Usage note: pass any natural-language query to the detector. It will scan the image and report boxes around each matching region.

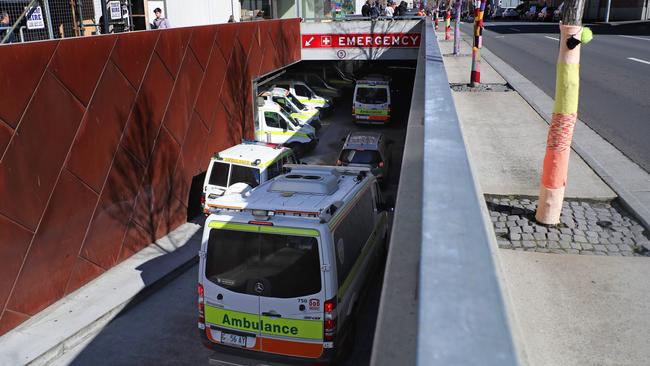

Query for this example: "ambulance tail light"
[323,297,337,341]
[378,161,384,168]
[200,193,205,205]
[336,160,342,166]
[198,283,205,326]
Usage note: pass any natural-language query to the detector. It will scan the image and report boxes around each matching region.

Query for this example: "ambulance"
[197,165,390,363]
[352,76,392,124]
[255,98,318,157]
[259,88,321,131]
[201,142,299,214]
[273,80,333,115]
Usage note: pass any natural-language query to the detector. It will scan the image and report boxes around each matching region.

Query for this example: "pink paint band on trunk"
[558,24,582,64]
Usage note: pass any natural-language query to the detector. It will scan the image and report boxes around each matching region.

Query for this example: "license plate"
[221,332,247,347]
[356,115,369,119]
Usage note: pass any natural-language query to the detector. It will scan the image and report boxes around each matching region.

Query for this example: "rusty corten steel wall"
[0,19,301,335]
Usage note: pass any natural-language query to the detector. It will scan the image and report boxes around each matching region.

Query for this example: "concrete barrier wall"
[0,19,301,335]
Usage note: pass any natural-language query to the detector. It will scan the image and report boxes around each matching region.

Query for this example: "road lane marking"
[627,57,650,65]
[495,35,505,38]
[508,27,521,32]
[620,35,650,42]
[544,36,559,41]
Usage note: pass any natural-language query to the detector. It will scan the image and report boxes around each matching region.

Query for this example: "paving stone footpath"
[487,196,650,256]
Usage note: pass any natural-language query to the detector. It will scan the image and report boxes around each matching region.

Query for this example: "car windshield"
[277,110,299,128]
[340,149,382,165]
[208,161,230,187]
[287,93,306,110]
[356,87,388,104]
[205,229,321,298]
[229,165,260,188]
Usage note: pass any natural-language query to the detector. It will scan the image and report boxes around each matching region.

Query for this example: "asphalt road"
[460,21,650,173]
[54,62,414,366]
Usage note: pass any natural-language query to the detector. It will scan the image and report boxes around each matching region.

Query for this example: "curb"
[473,36,650,233]
[0,221,203,366]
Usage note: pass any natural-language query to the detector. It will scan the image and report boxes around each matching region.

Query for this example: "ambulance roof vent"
[269,169,340,195]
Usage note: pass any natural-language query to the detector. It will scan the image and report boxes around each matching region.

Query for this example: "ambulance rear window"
[208,162,229,187]
[206,230,321,298]
[356,87,388,104]
[230,165,260,188]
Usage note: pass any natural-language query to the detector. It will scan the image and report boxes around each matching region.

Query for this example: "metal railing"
[0,0,134,44]
[371,17,519,366]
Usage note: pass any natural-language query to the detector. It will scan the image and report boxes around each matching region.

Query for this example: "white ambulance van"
[256,98,318,157]
[352,76,392,124]
[201,142,298,214]
[259,88,321,131]
[197,165,390,363]
[274,80,333,115]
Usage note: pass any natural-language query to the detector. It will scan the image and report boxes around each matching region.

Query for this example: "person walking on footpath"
[362,0,371,16]
[151,8,170,29]
[1,12,16,43]
[369,1,380,18]
[385,1,395,17]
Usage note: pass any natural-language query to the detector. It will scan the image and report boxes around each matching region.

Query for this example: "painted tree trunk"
[470,0,487,86]
[453,0,462,55]
[536,0,586,224]
[444,11,451,40]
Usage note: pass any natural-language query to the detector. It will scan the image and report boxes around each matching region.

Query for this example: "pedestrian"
[369,1,380,18]
[228,15,235,22]
[256,10,265,19]
[151,8,170,29]
[0,11,15,43]
[385,1,395,17]
[362,0,371,17]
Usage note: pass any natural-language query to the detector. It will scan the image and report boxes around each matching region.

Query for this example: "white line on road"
[627,57,650,65]
[544,36,559,41]
[508,27,521,32]
[620,35,650,42]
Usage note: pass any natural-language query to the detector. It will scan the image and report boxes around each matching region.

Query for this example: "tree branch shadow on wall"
[104,92,186,260]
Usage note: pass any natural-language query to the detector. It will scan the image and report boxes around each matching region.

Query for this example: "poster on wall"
[109,1,122,20]
[27,6,45,29]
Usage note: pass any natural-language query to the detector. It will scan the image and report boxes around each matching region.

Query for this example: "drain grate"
[450,83,514,92]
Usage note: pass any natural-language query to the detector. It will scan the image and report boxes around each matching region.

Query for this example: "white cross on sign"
[321,36,332,46]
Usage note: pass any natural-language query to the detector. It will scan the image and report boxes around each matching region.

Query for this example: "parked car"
[337,131,391,183]
[537,7,555,21]
[553,2,563,21]
[523,5,538,20]
[502,7,518,18]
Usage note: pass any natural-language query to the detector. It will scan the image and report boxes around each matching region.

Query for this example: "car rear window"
[340,149,381,165]
[208,162,230,187]
[229,165,260,188]
[355,86,388,104]
[205,229,321,298]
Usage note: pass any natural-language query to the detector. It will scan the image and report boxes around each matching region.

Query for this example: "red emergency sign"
[302,33,421,48]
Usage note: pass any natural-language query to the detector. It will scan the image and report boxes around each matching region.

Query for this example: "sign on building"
[109,1,122,20]
[302,33,421,48]
[27,6,45,30]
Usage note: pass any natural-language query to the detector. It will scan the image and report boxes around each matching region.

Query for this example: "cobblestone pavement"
[486,196,650,256]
